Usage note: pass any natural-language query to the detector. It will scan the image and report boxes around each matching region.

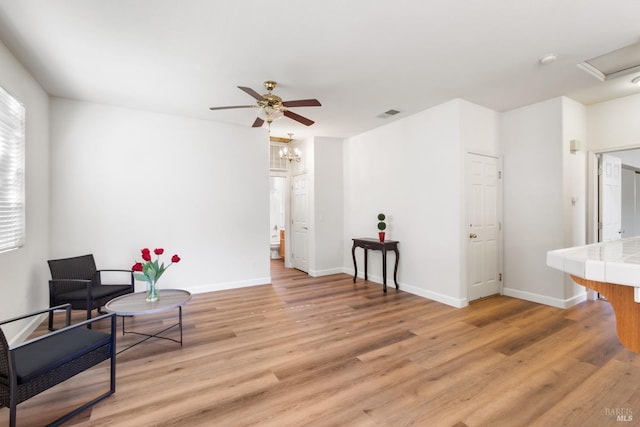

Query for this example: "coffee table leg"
[116,307,184,354]
[179,306,183,347]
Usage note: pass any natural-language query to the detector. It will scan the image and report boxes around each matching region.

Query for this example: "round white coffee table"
[105,289,191,353]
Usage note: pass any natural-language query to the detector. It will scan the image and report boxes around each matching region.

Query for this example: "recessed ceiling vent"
[377,109,401,119]
[578,41,640,81]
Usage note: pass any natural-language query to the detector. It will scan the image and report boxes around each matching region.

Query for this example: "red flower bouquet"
[132,247,181,302]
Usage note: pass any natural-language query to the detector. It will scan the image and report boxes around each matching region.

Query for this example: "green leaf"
[133,272,149,282]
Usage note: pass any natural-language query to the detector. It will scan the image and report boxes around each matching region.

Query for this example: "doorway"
[269,174,289,271]
[598,153,623,242]
[592,148,640,243]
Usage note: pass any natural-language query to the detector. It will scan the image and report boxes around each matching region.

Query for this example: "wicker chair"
[48,254,134,330]
[0,304,116,427]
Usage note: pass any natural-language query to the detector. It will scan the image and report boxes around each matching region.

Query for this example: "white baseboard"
[502,287,587,308]
[344,267,467,308]
[185,276,272,294]
[401,282,468,308]
[309,267,344,277]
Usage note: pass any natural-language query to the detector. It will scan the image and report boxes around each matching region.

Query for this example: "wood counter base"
[571,275,640,353]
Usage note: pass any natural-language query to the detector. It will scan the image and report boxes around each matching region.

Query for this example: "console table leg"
[382,249,387,293]
[364,249,368,281]
[393,248,399,289]
[352,243,357,283]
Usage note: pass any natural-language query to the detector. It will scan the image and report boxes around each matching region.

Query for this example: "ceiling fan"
[209,80,321,128]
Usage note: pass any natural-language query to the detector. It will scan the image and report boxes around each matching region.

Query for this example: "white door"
[467,153,500,301]
[292,174,309,272]
[599,154,623,242]
[621,167,635,238]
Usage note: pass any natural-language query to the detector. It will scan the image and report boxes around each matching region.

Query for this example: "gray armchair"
[0,304,116,427]
[48,254,134,330]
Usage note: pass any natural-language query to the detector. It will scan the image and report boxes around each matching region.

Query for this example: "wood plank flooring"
[3,259,640,426]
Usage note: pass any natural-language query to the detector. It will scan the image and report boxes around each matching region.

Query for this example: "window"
[0,85,25,253]
[270,142,288,171]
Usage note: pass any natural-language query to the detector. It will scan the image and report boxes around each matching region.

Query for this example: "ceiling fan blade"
[284,110,315,126]
[252,117,265,128]
[209,105,255,111]
[238,86,265,101]
[282,99,322,108]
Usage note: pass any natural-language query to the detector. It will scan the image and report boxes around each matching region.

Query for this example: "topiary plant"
[377,213,386,231]
[377,213,387,242]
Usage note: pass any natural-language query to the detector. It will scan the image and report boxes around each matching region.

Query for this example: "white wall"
[0,40,50,340]
[284,136,344,276]
[311,137,344,276]
[561,97,587,301]
[49,98,271,293]
[502,98,564,303]
[587,94,640,151]
[502,97,587,307]
[343,99,498,307]
[459,99,501,156]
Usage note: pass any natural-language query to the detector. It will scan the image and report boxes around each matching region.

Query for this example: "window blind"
[0,86,25,253]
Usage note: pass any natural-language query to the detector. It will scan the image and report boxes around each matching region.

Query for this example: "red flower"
[132,247,181,286]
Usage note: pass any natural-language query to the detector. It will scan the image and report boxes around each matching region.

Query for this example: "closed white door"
[599,154,623,242]
[467,153,500,301]
[292,173,309,272]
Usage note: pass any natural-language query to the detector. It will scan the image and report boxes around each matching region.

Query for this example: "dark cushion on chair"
[13,328,111,383]
[58,284,132,301]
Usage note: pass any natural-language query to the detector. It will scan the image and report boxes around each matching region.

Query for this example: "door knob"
[469,233,478,239]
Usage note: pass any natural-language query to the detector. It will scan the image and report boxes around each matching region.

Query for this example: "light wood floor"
[3,260,640,426]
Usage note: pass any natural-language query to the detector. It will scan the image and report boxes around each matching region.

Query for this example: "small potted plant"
[377,213,387,242]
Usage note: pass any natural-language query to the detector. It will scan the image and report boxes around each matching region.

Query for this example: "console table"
[352,238,399,292]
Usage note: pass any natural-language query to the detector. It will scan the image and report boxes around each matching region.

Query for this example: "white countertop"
[547,237,640,302]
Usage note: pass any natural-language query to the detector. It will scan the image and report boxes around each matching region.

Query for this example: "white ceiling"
[1,0,640,139]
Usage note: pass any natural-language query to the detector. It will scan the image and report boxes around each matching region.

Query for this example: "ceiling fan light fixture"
[258,107,284,123]
[209,80,320,127]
